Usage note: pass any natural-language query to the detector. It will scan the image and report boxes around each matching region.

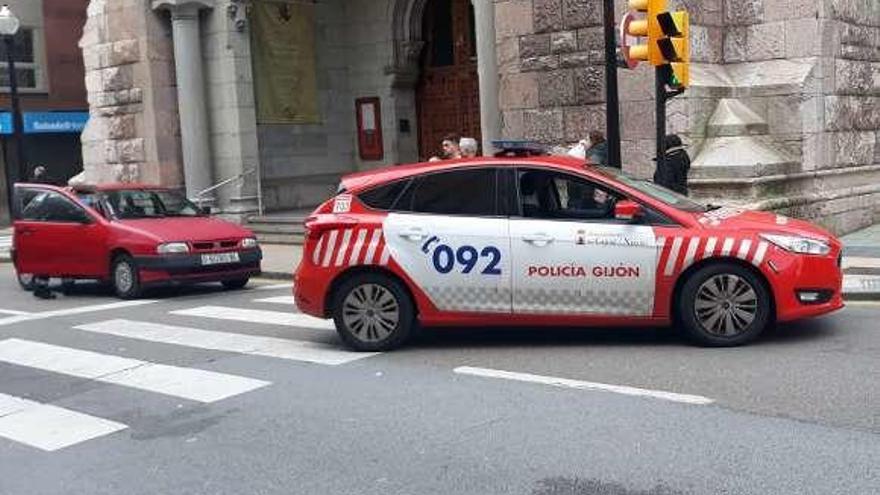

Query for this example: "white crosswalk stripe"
[253,296,297,305]
[170,306,336,330]
[0,339,269,403]
[75,319,377,365]
[0,392,127,451]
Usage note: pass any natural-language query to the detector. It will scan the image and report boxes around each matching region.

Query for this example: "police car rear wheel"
[679,263,771,347]
[332,273,414,352]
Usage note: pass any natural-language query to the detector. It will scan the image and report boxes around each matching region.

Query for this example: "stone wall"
[79,0,182,186]
[495,0,723,178]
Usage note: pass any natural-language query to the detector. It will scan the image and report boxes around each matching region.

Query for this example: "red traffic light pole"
[603,0,622,169]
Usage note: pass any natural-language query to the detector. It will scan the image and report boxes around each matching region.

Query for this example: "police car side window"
[407,169,497,216]
[518,170,619,221]
[358,180,410,211]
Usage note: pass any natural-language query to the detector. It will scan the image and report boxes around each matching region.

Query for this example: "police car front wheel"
[678,263,772,347]
[331,273,415,352]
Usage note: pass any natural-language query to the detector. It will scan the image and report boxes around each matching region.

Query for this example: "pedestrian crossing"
[0,234,11,258]
[0,293,374,452]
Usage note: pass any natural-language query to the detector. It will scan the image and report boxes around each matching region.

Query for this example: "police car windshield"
[595,166,708,213]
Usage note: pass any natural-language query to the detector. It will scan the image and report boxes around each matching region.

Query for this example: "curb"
[257,270,291,281]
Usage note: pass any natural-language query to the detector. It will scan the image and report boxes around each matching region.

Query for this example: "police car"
[294,147,843,351]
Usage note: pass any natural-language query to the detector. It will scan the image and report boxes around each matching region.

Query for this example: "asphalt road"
[0,264,877,495]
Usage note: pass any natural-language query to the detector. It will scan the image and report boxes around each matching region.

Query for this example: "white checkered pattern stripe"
[515,288,654,316]
[424,286,512,313]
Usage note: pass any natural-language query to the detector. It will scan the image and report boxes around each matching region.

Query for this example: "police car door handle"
[399,227,427,241]
[523,233,554,246]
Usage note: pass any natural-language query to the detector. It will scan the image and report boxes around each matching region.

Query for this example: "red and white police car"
[294,152,843,351]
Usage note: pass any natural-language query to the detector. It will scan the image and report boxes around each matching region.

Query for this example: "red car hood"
[116,217,254,243]
[692,208,837,242]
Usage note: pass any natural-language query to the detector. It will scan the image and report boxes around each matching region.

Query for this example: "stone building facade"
[78,0,879,233]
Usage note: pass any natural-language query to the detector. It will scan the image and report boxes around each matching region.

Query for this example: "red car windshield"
[103,190,202,219]
[594,166,709,213]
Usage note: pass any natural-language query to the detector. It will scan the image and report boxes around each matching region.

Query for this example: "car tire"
[111,254,142,299]
[331,272,415,352]
[16,271,35,292]
[678,262,772,347]
[222,278,249,290]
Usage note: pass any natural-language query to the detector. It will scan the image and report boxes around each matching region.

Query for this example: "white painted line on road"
[253,282,294,291]
[0,392,127,451]
[0,300,159,327]
[0,309,30,316]
[75,319,376,365]
[254,296,297,305]
[170,306,335,330]
[454,366,715,406]
[0,339,269,403]
[842,257,880,269]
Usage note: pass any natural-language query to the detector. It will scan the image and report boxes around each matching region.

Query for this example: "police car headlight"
[157,242,190,254]
[240,237,258,249]
[760,234,830,256]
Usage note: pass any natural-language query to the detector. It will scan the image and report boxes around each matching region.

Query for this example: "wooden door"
[416,0,481,160]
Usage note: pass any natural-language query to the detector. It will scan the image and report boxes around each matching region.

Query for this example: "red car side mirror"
[614,200,643,222]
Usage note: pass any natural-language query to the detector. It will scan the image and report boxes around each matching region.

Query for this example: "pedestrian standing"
[654,134,691,195]
[440,134,462,159]
[584,131,608,166]
[459,137,479,158]
[29,165,51,184]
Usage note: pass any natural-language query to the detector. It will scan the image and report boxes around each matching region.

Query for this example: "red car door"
[13,186,107,278]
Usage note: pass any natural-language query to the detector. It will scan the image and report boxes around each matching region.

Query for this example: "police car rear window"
[358,180,410,210]
[405,169,497,216]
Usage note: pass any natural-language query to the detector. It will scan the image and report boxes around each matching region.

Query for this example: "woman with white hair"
[459,137,479,158]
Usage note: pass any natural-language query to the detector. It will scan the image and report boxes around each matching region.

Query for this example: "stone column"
[472,0,500,155]
[152,0,214,202]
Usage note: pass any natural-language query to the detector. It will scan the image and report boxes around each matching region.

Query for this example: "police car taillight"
[304,215,358,241]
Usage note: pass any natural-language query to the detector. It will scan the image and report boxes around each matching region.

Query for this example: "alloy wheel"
[694,274,758,337]
[341,283,400,343]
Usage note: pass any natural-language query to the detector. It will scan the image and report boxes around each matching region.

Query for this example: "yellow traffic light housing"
[656,11,689,88]
[624,0,667,64]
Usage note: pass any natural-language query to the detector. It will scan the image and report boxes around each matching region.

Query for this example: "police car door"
[382,167,512,314]
[510,168,658,316]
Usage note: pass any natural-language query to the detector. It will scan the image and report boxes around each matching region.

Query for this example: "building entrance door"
[416,0,481,160]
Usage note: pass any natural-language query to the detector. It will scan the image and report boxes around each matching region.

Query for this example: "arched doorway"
[416,0,481,160]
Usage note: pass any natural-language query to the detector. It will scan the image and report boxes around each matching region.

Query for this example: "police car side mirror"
[614,200,643,222]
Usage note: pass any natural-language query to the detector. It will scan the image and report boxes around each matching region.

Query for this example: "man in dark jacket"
[654,134,691,195]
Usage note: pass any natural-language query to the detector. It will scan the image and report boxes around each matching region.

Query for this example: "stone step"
[247,222,306,235]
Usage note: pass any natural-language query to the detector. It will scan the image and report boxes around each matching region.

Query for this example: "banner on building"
[251,0,320,124]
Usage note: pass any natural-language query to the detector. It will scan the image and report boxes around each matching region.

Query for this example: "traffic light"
[622,0,667,66]
[657,11,689,89]
[622,0,690,89]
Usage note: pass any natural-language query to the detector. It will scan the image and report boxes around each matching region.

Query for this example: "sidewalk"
[840,223,880,300]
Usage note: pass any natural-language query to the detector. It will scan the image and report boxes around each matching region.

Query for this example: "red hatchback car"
[294,155,844,351]
[12,183,262,298]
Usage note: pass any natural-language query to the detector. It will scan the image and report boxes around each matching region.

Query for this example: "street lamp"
[0,4,25,184]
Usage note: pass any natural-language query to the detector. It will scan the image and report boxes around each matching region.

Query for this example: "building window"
[0,28,39,90]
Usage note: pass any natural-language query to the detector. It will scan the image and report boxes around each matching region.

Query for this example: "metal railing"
[191,167,263,216]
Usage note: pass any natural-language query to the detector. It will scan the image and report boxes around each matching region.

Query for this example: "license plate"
[201,252,240,265]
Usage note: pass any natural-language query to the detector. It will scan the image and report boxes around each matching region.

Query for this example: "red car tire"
[678,262,772,347]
